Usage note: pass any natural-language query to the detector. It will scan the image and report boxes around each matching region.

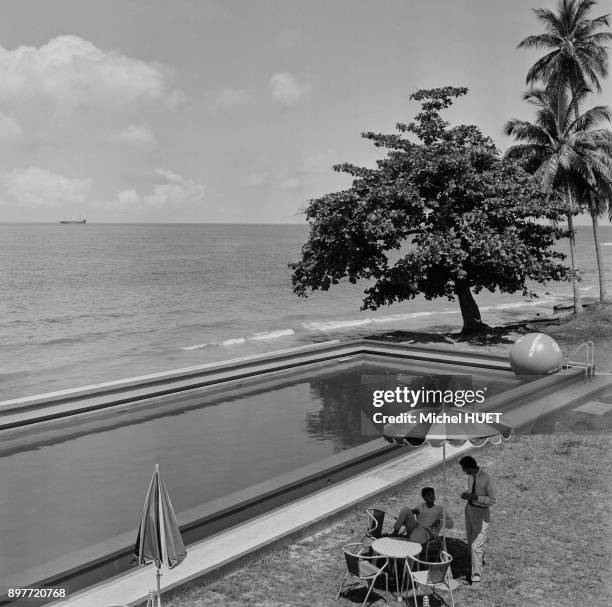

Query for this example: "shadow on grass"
[339,572,451,606]
[419,537,472,580]
[341,538,472,606]
[339,585,389,606]
[362,322,540,348]
[345,303,612,373]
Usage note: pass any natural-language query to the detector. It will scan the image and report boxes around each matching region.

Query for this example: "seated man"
[391,486,454,544]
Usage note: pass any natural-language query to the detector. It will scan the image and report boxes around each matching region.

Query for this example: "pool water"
[0,359,521,580]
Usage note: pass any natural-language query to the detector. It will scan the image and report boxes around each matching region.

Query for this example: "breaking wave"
[181,328,295,350]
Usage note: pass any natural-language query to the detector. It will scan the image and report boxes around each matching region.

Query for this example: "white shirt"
[414,502,454,529]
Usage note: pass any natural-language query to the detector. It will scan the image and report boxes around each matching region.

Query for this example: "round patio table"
[371,537,421,602]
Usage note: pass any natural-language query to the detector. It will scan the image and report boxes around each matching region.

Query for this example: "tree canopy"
[505,86,612,194]
[291,87,570,333]
[518,0,612,95]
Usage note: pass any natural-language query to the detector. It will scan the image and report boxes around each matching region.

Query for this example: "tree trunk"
[566,209,582,314]
[569,72,581,124]
[568,80,584,314]
[455,280,487,333]
[571,86,580,125]
[591,209,608,304]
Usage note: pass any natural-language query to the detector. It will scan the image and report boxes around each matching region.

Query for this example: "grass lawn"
[545,305,612,371]
[166,431,612,606]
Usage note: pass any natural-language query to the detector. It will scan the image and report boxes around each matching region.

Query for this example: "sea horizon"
[2,218,611,225]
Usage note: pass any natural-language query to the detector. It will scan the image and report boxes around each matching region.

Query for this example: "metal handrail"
[562,340,595,378]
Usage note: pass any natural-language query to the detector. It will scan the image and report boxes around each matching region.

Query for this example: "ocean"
[1,222,611,400]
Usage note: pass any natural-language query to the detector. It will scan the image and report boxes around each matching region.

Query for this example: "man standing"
[459,455,495,587]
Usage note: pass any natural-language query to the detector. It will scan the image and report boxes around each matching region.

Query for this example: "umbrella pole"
[442,441,447,553]
[157,568,161,607]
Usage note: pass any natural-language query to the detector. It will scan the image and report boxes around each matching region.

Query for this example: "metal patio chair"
[404,550,459,607]
[336,542,390,607]
[361,508,397,542]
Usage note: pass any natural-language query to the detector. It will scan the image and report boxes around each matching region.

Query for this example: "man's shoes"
[469,574,482,590]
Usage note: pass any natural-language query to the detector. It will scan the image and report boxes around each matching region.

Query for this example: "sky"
[0,0,610,223]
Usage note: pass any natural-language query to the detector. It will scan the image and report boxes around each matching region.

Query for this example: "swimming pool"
[0,340,591,596]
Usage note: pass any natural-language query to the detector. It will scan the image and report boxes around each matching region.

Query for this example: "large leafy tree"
[518,0,612,117]
[504,85,612,306]
[291,87,569,334]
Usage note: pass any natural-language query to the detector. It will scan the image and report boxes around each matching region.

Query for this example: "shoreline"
[3,293,609,402]
[356,299,612,373]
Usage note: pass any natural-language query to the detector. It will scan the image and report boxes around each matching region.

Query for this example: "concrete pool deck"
[46,372,612,607]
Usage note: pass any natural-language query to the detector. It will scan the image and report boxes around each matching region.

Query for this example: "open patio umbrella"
[134,464,187,607]
[382,405,513,549]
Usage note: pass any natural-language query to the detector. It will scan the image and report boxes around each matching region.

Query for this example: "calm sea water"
[1,222,611,400]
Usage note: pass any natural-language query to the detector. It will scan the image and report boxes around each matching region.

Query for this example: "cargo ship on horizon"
[59,216,87,224]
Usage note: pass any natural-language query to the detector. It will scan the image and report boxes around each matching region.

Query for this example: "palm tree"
[518,0,612,310]
[518,0,612,119]
[579,164,612,302]
[504,85,612,311]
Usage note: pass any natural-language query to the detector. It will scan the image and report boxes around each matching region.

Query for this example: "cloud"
[0,166,91,208]
[0,112,23,142]
[110,124,157,145]
[100,169,206,209]
[208,87,253,111]
[269,72,310,106]
[113,189,141,208]
[0,35,179,111]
